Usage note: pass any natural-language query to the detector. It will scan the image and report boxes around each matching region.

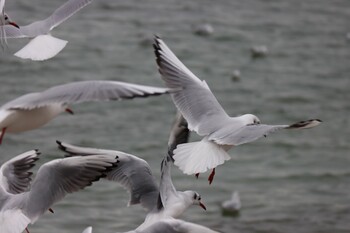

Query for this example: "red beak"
[199,202,207,211]
[9,21,20,29]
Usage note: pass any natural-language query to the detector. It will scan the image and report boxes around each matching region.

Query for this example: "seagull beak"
[65,108,74,115]
[199,202,207,211]
[9,21,20,28]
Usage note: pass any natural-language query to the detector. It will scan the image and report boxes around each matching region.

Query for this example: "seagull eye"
[4,16,8,20]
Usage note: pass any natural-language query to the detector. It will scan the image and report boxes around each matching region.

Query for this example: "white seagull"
[221,191,241,215]
[0,149,119,233]
[0,80,173,144]
[153,36,322,184]
[57,112,207,231]
[0,0,92,61]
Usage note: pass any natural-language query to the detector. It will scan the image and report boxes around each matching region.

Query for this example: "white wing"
[56,141,159,212]
[0,150,40,194]
[82,226,92,233]
[209,119,322,146]
[1,80,171,110]
[159,112,190,209]
[16,155,118,223]
[0,0,5,13]
[141,219,219,233]
[153,37,230,136]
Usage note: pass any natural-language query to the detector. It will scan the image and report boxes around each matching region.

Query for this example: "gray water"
[0,0,349,232]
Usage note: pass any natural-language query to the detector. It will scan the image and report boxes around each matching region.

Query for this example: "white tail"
[173,137,231,174]
[0,209,31,233]
[14,34,68,61]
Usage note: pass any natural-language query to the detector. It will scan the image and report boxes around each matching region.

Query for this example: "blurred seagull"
[0,150,119,233]
[153,36,322,184]
[57,112,207,231]
[0,80,173,144]
[221,191,241,216]
[0,0,92,60]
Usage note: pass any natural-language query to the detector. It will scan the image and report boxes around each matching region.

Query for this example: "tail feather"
[173,138,230,174]
[14,34,68,61]
[0,209,31,233]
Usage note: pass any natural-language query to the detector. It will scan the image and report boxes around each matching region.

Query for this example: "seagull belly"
[5,105,65,133]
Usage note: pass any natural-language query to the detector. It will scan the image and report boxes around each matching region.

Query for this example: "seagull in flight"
[0,149,119,233]
[153,36,322,184]
[57,112,207,231]
[0,0,92,60]
[0,80,173,144]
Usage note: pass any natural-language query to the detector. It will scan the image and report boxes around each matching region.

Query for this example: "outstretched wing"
[57,141,159,212]
[141,219,219,233]
[1,80,172,110]
[209,119,322,146]
[0,150,40,194]
[153,36,230,136]
[158,111,191,210]
[21,155,118,223]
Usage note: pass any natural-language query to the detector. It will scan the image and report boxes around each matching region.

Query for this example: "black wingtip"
[287,119,322,129]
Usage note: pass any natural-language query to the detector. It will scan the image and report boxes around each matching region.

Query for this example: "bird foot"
[195,173,200,179]
[208,168,216,185]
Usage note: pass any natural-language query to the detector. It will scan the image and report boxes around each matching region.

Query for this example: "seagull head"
[2,13,19,28]
[184,191,206,211]
[240,114,261,125]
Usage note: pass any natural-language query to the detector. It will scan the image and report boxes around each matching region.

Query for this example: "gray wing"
[56,141,159,212]
[0,0,92,38]
[0,150,40,194]
[1,80,171,110]
[0,0,4,13]
[19,155,118,222]
[153,36,230,136]
[167,112,190,158]
[158,112,191,210]
[209,119,321,146]
[141,219,219,233]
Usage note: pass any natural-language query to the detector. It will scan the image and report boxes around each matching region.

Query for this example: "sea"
[0,0,349,232]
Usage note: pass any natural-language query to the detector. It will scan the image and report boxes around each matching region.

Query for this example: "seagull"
[83,218,219,233]
[0,80,173,144]
[153,36,322,184]
[57,112,206,231]
[0,0,92,61]
[221,191,241,216]
[0,149,119,233]
[0,0,19,47]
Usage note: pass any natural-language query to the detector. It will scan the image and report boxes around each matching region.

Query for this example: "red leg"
[25,228,30,233]
[208,168,216,185]
[65,107,74,115]
[195,173,200,179]
[0,127,7,144]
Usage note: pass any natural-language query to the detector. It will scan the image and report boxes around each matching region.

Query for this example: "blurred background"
[0,0,349,232]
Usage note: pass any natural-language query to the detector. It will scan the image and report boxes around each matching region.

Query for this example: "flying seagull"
[57,112,206,231]
[153,36,322,184]
[0,0,92,60]
[0,80,173,144]
[0,149,119,233]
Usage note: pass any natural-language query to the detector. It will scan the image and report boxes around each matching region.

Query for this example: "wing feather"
[153,37,230,135]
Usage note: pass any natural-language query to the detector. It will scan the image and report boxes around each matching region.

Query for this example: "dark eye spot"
[4,16,8,20]
[193,193,197,199]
